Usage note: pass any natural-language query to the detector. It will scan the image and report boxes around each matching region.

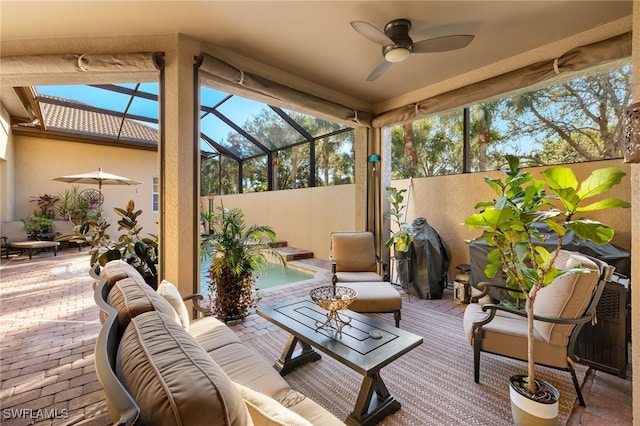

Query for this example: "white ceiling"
[0,1,633,120]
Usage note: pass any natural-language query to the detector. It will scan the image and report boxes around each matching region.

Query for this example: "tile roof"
[40,96,157,147]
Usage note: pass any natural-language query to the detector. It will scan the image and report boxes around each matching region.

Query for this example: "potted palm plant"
[385,186,413,258]
[201,203,285,322]
[464,155,629,423]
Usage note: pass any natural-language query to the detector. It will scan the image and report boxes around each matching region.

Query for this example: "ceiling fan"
[351,18,474,81]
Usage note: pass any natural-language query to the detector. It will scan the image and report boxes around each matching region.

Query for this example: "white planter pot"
[509,375,559,425]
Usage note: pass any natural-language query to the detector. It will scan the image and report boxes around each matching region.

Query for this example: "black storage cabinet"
[575,277,629,378]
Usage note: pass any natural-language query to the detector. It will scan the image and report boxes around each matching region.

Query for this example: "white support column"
[159,35,202,297]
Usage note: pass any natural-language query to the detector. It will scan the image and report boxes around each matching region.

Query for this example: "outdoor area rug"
[244,301,586,425]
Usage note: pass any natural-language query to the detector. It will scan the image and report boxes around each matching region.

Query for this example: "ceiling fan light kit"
[351,17,474,80]
[384,46,411,63]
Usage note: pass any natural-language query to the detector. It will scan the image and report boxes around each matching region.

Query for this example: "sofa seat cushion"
[108,277,181,328]
[208,342,290,398]
[235,383,312,426]
[190,316,243,353]
[117,311,251,426]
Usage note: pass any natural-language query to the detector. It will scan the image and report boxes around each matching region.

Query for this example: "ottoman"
[339,281,402,327]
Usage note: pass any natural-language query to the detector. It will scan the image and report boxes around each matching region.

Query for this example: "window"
[391,59,631,177]
[152,177,159,212]
[199,86,354,195]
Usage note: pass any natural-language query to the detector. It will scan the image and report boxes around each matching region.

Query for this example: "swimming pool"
[199,260,315,294]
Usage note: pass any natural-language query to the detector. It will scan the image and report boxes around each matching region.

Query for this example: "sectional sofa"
[92,260,344,425]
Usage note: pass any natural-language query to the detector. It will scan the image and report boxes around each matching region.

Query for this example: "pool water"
[200,260,314,294]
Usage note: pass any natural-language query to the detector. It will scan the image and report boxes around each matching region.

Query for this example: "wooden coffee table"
[257,298,423,426]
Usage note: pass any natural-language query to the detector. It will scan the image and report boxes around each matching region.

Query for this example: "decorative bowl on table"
[309,286,357,333]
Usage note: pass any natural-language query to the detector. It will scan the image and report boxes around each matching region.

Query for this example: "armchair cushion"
[463,303,569,367]
[341,281,402,313]
[533,251,599,346]
[331,232,377,273]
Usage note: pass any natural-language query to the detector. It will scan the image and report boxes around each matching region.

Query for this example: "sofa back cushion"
[533,250,600,346]
[102,260,144,286]
[117,311,250,426]
[108,277,181,328]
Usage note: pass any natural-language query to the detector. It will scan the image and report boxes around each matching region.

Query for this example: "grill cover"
[406,217,451,299]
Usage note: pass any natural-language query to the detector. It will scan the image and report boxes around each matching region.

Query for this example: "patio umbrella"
[52,168,142,206]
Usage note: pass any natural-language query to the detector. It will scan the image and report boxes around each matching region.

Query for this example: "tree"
[391,111,464,178]
[505,63,631,164]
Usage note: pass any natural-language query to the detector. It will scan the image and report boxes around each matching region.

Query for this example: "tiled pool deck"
[0,249,632,425]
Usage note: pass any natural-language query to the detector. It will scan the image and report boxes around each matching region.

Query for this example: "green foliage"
[391,62,631,178]
[57,186,89,225]
[82,200,158,281]
[30,193,60,219]
[384,187,413,252]
[201,203,285,321]
[23,215,54,235]
[464,155,629,393]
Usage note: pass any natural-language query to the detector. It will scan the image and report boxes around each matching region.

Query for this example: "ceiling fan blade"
[413,34,475,53]
[351,21,394,46]
[367,60,392,81]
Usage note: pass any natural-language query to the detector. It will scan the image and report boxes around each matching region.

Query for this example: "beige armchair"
[330,232,402,327]
[463,250,614,406]
[329,231,387,282]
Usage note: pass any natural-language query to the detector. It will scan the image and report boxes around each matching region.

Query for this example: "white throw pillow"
[157,280,191,331]
[234,383,312,426]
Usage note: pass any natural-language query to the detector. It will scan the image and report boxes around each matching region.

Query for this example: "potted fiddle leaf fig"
[385,186,413,257]
[201,203,285,322]
[464,155,629,423]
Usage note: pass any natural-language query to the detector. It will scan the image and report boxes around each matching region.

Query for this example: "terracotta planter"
[509,375,559,425]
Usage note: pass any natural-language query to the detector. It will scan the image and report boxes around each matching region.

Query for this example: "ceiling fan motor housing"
[382,19,413,61]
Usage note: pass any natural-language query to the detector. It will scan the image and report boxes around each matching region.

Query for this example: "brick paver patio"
[0,248,631,425]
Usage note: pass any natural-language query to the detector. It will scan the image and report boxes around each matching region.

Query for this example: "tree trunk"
[402,123,418,170]
[527,293,536,394]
